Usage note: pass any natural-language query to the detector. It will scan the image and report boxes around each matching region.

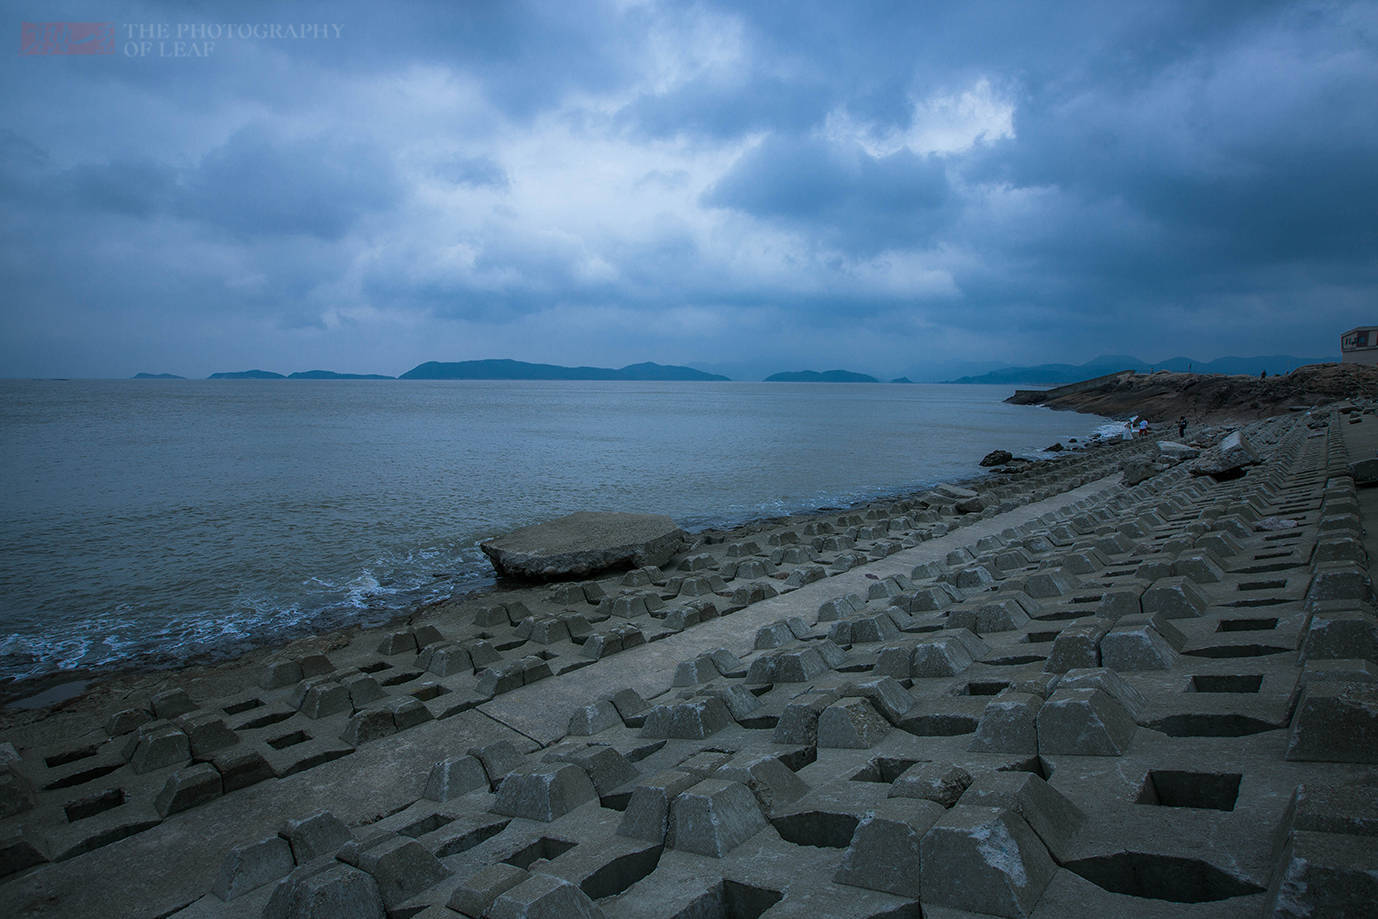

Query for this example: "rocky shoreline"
[1008,360,1378,423]
[3,402,1377,918]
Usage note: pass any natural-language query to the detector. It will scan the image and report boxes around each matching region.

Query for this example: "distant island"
[399,359,728,381]
[208,370,286,380]
[288,370,395,380]
[764,370,879,383]
[948,353,1329,385]
[132,372,184,380]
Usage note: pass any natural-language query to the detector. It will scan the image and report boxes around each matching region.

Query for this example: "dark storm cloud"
[181,125,400,239]
[703,135,953,253]
[1,0,1375,378]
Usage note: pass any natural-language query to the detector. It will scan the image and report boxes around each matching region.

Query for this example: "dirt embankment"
[1008,362,1378,423]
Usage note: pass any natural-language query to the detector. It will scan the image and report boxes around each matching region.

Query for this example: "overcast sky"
[3,0,1375,380]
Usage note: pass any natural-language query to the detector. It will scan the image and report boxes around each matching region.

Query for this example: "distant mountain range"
[947,354,1331,385]
[765,369,879,383]
[208,369,286,380]
[288,370,395,380]
[399,359,728,381]
[132,372,184,379]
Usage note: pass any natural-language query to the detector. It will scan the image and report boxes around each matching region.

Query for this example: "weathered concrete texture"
[1286,682,1378,763]
[492,762,598,821]
[481,512,687,581]
[666,779,768,857]
[919,805,1056,918]
[833,797,944,896]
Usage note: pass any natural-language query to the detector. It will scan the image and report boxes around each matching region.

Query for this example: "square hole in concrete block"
[1238,580,1287,591]
[267,730,310,750]
[358,661,391,674]
[399,812,456,838]
[380,670,422,687]
[1216,617,1278,633]
[1025,630,1061,644]
[851,756,923,783]
[235,709,294,731]
[46,744,100,768]
[1136,770,1240,811]
[65,787,125,822]
[962,680,1011,696]
[409,684,449,701]
[504,836,577,869]
[1252,552,1291,560]
[1189,674,1263,693]
[44,763,123,791]
[672,880,783,919]
[223,698,263,715]
[1033,611,1086,622]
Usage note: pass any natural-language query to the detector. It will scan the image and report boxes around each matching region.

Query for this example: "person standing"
[1178,415,1187,438]
[1138,418,1150,438]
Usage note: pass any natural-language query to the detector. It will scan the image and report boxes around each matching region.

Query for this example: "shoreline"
[0,416,1133,720]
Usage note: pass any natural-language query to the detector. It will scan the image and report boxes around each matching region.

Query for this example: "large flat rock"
[481,511,686,581]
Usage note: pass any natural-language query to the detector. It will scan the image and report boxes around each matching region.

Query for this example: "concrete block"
[1100,618,1179,671]
[817,698,892,748]
[959,771,1084,860]
[617,770,699,842]
[568,699,622,736]
[282,811,351,864]
[424,755,488,802]
[834,798,944,897]
[448,863,529,917]
[889,762,973,807]
[1300,606,1378,664]
[1266,829,1378,919]
[544,745,638,798]
[1037,688,1137,755]
[639,696,732,739]
[1286,682,1378,763]
[969,692,1042,754]
[715,753,808,814]
[150,688,196,720]
[213,834,295,900]
[772,690,842,746]
[173,713,238,757]
[910,636,974,677]
[1172,552,1226,584]
[493,762,597,822]
[339,708,395,746]
[265,863,385,919]
[125,723,191,774]
[919,805,1056,918]
[154,762,222,816]
[1043,619,1109,674]
[668,779,768,857]
[1307,563,1373,604]
[486,873,606,919]
[469,741,524,791]
[1141,577,1209,619]
[1057,668,1148,721]
[351,836,448,909]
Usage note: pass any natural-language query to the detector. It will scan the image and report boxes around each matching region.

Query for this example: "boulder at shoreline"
[481,511,686,581]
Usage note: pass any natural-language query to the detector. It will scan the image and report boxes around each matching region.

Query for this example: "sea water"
[0,379,1108,685]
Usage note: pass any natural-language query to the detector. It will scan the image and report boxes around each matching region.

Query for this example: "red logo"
[21,22,115,55]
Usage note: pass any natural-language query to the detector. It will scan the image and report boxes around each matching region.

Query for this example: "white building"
[1341,327,1378,365]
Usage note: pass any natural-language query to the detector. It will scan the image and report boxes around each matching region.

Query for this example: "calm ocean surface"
[0,380,1109,686]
